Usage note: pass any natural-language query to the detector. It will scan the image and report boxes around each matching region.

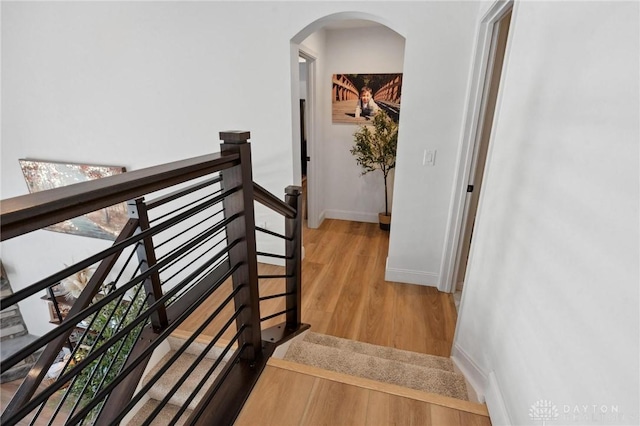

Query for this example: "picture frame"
[332,73,403,124]
[19,159,129,240]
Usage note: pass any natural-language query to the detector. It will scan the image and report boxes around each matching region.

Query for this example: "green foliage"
[351,110,398,215]
[64,287,147,422]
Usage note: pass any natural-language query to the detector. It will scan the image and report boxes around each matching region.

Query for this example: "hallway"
[300,219,457,357]
[174,219,458,358]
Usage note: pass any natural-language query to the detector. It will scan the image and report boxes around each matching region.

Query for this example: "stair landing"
[235,359,491,426]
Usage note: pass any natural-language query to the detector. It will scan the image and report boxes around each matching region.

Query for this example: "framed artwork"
[332,73,403,124]
[19,159,128,240]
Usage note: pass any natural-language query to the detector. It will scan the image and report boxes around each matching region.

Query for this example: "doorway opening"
[296,50,315,226]
[441,1,514,299]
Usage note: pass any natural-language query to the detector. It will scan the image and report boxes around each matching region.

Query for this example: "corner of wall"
[451,343,512,425]
[484,371,512,426]
[451,343,487,402]
[384,257,439,286]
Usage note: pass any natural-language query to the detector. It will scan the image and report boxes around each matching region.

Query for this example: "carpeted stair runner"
[127,336,228,425]
[283,332,468,401]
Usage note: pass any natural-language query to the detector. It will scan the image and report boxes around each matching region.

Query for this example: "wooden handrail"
[0,152,240,241]
[1,129,308,425]
[253,182,296,219]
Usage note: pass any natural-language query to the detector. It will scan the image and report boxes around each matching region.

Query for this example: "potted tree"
[351,110,398,230]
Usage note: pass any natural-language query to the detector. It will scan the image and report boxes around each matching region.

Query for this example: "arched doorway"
[289,13,406,229]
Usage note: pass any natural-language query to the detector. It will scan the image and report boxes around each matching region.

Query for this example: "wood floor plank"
[393,282,432,354]
[301,308,332,335]
[366,390,432,426]
[176,218,459,358]
[357,257,396,346]
[234,366,316,426]
[430,404,462,426]
[325,254,375,339]
[458,411,494,426]
[300,379,370,425]
[268,358,490,416]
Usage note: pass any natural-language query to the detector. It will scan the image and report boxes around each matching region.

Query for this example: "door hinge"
[467,185,474,193]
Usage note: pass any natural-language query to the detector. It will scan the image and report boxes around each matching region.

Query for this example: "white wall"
[320,25,405,223]
[1,1,484,337]
[454,2,639,424]
[386,4,480,286]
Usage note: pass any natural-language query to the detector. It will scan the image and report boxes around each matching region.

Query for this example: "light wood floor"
[2,219,465,425]
[235,362,490,426]
[175,218,458,357]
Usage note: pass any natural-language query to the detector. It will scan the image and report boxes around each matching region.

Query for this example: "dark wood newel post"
[219,131,262,360]
[285,186,302,327]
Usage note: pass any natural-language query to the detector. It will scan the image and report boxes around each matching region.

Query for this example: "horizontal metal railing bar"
[154,209,224,252]
[187,341,249,425]
[253,181,296,219]
[159,228,228,291]
[259,291,295,302]
[255,226,292,241]
[149,191,223,226]
[67,277,245,426]
[256,251,292,260]
[146,175,223,210]
[0,214,241,374]
[112,242,143,284]
[115,288,242,425]
[258,274,294,280]
[260,308,295,323]
[1,152,240,241]
[156,219,227,276]
[145,315,245,425]
[64,292,149,425]
[61,281,145,423]
[2,260,242,426]
[0,186,241,311]
[166,255,229,308]
[100,256,234,422]
[87,287,150,422]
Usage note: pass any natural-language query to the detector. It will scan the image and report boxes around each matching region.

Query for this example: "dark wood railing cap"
[285,186,302,196]
[219,131,250,144]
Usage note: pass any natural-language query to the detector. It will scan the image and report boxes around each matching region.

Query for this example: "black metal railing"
[0,131,308,425]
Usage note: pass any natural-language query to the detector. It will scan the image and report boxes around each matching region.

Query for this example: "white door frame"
[291,44,320,228]
[439,0,514,293]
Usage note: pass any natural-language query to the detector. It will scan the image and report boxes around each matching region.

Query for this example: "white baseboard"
[452,345,511,424]
[323,209,378,223]
[485,371,512,426]
[384,260,439,286]
[451,343,487,403]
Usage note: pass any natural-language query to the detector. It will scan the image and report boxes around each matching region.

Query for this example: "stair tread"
[167,335,228,360]
[144,351,226,410]
[0,334,41,359]
[303,332,455,371]
[126,399,192,426]
[284,339,468,400]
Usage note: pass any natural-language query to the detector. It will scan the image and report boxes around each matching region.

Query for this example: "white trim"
[485,371,512,426]
[323,209,378,224]
[384,260,439,286]
[298,45,321,229]
[318,209,326,227]
[451,343,488,403]
[438,0,514,293]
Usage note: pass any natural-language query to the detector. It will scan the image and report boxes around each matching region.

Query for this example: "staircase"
[281,332,469,401]
[127,336,232,426]
[0,262,42,384]
[129,331,477,424]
